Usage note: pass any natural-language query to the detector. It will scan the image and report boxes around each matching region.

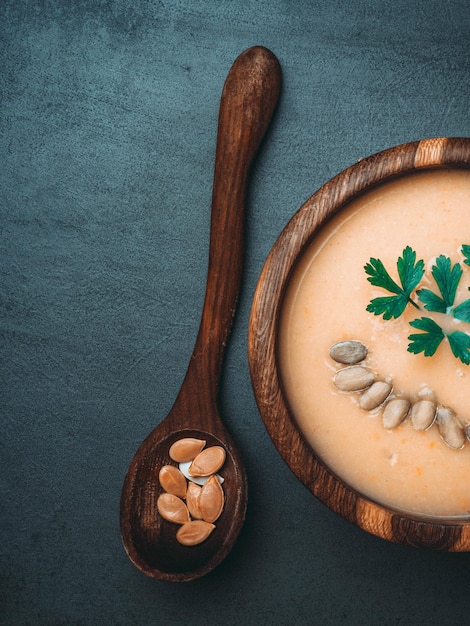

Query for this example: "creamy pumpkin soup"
[279,168,470,517]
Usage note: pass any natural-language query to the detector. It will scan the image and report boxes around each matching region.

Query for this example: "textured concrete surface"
[1,1,470,624]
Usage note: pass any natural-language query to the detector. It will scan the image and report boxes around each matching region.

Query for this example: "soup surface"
[279,169,470,517]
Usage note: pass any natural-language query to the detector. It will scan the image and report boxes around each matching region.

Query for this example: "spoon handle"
[178,47,281,409]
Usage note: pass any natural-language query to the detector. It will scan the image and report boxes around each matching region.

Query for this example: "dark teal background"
[1,1,470,624]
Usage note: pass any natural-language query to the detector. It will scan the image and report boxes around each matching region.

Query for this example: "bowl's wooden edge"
[248,137,470,551]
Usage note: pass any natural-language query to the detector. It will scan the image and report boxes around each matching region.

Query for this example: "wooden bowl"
[248,137,470,550]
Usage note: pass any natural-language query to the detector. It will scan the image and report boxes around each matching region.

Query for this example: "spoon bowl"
[120,46,281,582]
[121,428,245,580]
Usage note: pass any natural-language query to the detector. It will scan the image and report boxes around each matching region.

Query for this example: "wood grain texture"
[120,46,281,581]
[248,137,470,551]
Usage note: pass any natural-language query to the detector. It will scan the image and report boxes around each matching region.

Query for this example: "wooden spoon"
[120,46,281,582]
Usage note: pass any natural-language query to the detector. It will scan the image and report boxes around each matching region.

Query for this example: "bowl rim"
[248,137,470,551]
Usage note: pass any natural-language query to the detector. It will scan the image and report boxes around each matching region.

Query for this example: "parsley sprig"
[364,246,470,365]
[408,318,470,364]
[365,246,423,319]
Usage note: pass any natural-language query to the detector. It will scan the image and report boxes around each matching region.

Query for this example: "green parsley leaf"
[417,255,462,314]
[453,299,470,323]
[408,318,470,364]
[365,247,423,320]
[416,288,447,314]
[397,247,426,295]
[432,254,462,307]
[365,257,404,294]
[462,244,470,267]
[407,317,444,357]
[447,331,470,365]
[366,295,412,320]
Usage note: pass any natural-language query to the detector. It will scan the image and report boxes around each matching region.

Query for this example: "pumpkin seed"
[176,520,216,546]
[382,397,410,429]
[189,446,226,477]
[359,380,392,410]
[186,481,203,519]
[410,399,436,431]
[199,475,225,523]
[158,465,187,498]
[156,438,227,546]
[333,366,375,391]
[329,340,368,364]
[169,437,206,463]
[436,408,466,449]
[455,415,470,441]
[179,461,224,486]
[157,493,190,524]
